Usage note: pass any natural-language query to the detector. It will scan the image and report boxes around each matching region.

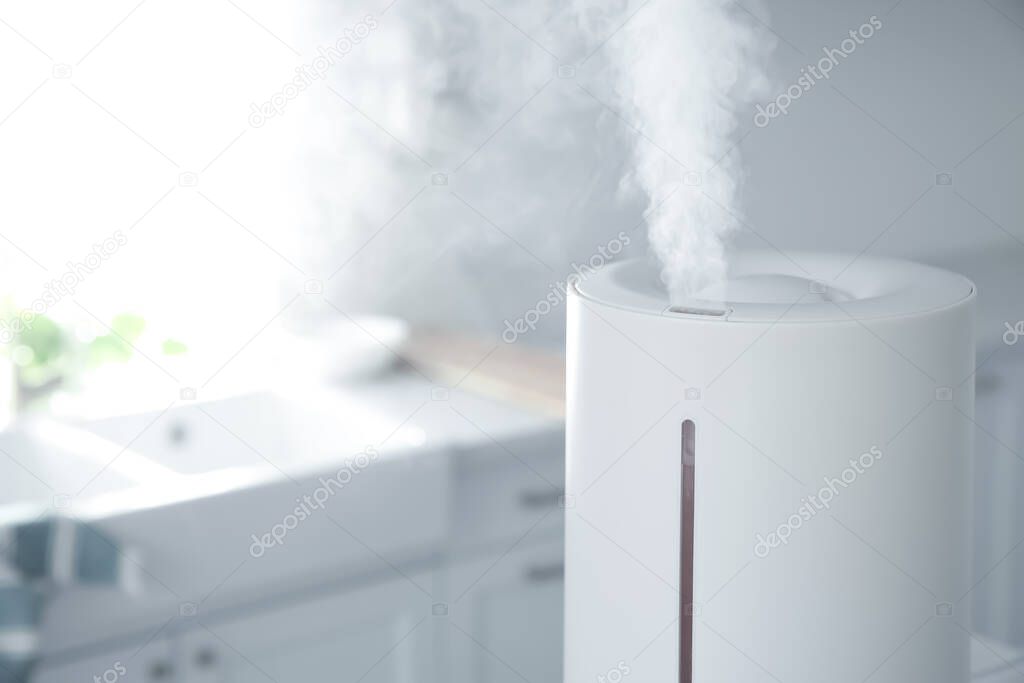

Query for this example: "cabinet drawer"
[451,429,565,549]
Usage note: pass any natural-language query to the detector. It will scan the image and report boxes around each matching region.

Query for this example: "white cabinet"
[165,539,565,683]
[33,632,174,683]
[176,574,434,683]
[32,540,565,683]
[445,539,564,683]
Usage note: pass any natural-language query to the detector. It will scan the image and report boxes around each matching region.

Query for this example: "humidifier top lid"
[574,252,974,323]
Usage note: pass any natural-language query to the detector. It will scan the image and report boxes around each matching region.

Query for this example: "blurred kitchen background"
[0,0,1022,681]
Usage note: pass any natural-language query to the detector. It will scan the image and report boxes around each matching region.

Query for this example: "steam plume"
[578,0,774,301]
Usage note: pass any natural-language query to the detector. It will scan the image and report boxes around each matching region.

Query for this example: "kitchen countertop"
[0,372,558,527]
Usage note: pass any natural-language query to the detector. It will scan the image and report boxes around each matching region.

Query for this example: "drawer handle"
[195,647,218,669]
[525,563,564,583]
[518,489,563,509]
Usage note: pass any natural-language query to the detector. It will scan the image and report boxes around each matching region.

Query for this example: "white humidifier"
[564,252,975,683]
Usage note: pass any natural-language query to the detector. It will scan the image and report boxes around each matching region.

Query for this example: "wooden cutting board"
[399,328,565,417]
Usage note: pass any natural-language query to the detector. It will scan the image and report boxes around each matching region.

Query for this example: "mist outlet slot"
[669,306,728,317]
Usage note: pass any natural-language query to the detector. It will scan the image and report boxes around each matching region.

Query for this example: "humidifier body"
[564,252,975,683]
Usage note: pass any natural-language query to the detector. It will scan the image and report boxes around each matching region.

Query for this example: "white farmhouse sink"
[0,420,145,524]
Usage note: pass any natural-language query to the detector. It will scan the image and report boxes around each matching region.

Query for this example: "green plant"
[2,310,186,408]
